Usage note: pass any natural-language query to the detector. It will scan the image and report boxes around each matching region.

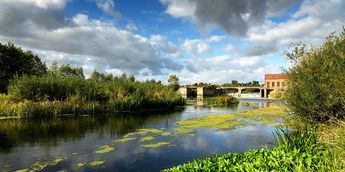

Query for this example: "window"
[272,82,275,87]
[266,82,270,88]
[282,82,285,87]
[277,82,280,87]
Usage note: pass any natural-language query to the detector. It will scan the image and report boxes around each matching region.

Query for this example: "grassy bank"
[164,126,341,171]
[0,75,185,117]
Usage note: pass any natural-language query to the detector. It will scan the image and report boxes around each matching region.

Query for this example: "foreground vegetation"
[203,96,239,105]
[165,126,342,171]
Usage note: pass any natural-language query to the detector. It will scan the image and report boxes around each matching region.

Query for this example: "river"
[0,99,280,172]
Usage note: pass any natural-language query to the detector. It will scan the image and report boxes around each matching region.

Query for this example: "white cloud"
[207,35,225,42]
[247,0,345,46]
[96,0,121,18]
[181,39,210,55]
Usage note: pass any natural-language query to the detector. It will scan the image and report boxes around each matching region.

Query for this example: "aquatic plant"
[203,96,239,105]
[141,142,171,148]
[94,145,114,154]
[139,136,155,142]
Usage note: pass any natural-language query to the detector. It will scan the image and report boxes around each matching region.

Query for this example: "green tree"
[0,42,46,92]
[168,74,179,91]
[90,69,101,81]
[128,75,135,82]
[58,64,84,78]
[285,29,345,122]
[104,73,114,82]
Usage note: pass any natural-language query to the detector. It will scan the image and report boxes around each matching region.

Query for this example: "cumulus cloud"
[95,0,121,18]
[161,0,302,36]
[246,0,345,56]
[181,39,211,55]
[0,1,182,76]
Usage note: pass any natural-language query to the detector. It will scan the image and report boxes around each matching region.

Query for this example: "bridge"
[178,86,270,99]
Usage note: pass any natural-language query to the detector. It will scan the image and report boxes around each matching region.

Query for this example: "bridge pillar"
[264,89,267,98]
[237,88,242,97]
[259,89,262,97]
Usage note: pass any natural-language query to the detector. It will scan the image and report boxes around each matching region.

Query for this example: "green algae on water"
[160,132,172,136]
[94,145,114,154]
[176,114,247,131]
[89,160,105,166]
[15,156,66,172]
[173,127,195,135]
[113,137,136,143]
[123,128,163,138]
[141,142,171,148]
[139,136,155,142]
[76,160,105,168]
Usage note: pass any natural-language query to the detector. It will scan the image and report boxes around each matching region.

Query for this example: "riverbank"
[0,75,185,118]
[164,108,345,171]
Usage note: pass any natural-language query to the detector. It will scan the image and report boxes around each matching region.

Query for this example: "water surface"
[0,99,280,172]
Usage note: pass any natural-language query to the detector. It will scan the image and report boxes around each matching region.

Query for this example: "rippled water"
[0,99,280,172]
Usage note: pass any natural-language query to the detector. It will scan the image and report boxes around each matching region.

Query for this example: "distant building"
[264,74,288,90]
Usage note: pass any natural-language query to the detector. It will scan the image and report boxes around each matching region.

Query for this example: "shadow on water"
[0,99,282,171]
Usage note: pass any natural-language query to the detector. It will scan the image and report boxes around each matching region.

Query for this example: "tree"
[58,64,84,78]
[128,75,135,82]
[90,69,101,81]
[104,73,114,82]
[168,74,179,91]
[0,42,47,92]
[285,29,345,122]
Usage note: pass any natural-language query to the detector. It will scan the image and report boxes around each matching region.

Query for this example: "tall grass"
[203,96,239,105]
[164,126,342,171]
[0,74,185,117]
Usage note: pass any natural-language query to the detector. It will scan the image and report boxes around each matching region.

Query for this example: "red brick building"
[264,74,288,90]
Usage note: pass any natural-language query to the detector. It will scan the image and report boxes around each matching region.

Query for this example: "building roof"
[265,74,287,80]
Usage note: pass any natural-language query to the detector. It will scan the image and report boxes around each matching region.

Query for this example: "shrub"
[268,89,285,99]
[285,29,345,122]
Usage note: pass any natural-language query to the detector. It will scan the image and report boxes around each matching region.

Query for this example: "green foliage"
[204,96,239,105]
[168,74,179,91]
[164,127,341,172]
[268,89,285,99]
[1,74,185,117]
[285,29,345,122]
[0,42,47,92]
[49,62,84,78]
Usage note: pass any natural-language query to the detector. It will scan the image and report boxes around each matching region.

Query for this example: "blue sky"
[0,0,344,84]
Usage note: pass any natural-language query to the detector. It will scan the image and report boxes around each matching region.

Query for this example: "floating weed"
[160,132,172,136]
[137,128,163,134]
[89,160,105,167]
[72,152,78,155]
[94,145,114,154]
[239,106,287,124]
[15,156,65,172]
[76,163,86,168]
[113,137,136,143]
[141,142,171,148]
[173,127,195,135]
[176,114,247,130]
[123,128,163,138]
[139,136,155,142]
[15,169,29,172]
[76,160,105,168]
[57,169,68,172]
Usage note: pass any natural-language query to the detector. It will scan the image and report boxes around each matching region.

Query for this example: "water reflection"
[0,99,281,172]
